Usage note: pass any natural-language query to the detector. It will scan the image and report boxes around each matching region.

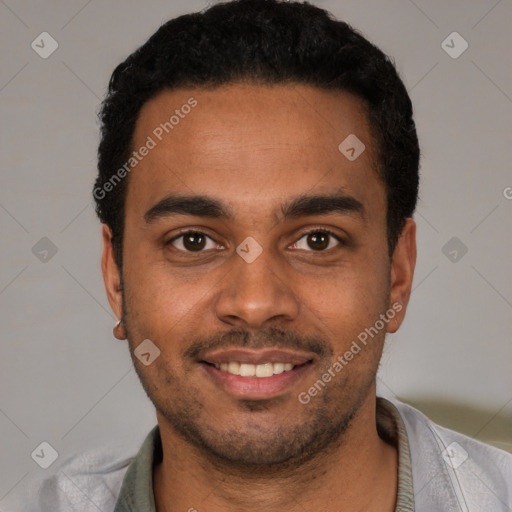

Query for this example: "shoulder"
[4,442,136,512]
[390,398,512,511]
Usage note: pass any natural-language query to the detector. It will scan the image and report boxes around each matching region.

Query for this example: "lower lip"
[201,362,312,399]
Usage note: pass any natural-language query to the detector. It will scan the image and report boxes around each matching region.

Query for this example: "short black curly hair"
[94,0,419,270]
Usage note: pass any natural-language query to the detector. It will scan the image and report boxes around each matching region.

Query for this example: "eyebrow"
[143,190,366,224]
[281,192,365,221]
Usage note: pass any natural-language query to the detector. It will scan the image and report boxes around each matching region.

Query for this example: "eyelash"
[166,228,345,253]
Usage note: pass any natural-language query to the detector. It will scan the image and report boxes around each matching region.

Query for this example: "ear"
[101,224,123,320]
[386,218,416,333]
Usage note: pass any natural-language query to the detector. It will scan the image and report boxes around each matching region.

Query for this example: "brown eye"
[183,232,206,251]
[169,231,221,252]
[290,229,342,252]
[307,232,329,251]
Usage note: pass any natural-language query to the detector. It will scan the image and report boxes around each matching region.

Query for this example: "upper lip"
[201,348,315,366]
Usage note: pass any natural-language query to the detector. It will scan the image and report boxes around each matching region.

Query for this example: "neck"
[154,392,398,512]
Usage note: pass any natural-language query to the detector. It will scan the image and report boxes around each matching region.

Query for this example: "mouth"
[199,348,315,399]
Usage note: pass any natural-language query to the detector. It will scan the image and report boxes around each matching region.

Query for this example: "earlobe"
[101,224,124,320]
[387,218,416,334]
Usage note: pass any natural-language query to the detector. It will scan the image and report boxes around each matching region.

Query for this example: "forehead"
[126,83,384,221]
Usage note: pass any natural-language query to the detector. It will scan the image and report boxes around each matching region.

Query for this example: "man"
[11,0,511,510]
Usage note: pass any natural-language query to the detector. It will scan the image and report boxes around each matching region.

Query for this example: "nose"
[214,241,300,329]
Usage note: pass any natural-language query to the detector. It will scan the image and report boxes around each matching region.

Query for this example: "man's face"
[102,83,415,467]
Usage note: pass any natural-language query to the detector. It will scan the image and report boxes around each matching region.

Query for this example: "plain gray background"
[1,0,511,504]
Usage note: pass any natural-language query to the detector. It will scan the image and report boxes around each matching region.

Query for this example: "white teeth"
[255,362,274,377]
[273,362,284,374]
[213,362,297,378]
[228,362,240,375]
[239,363,256,377]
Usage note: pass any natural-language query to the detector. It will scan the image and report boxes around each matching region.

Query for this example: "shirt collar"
[114,397,414,512]
[377,397,415,512]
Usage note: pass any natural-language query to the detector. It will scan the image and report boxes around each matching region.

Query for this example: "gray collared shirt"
[10,397,511,511]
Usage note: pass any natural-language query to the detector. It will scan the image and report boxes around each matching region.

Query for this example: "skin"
[101,83,416,512]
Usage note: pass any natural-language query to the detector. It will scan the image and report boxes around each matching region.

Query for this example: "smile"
[198,348,316,399]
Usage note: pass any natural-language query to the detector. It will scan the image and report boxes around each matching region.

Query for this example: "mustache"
[184,326,333,361]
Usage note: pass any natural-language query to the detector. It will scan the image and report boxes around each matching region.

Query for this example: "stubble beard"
[120,279,383,475]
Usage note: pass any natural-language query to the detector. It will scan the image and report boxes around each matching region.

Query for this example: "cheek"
[308,283,385,352]
[122,258,210,346]
[296,267,390,380]
[298,250,389,325]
